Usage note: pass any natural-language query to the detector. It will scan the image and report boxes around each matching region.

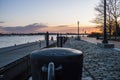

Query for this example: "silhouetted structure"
[77,21,81,40]
[102,0,108,43]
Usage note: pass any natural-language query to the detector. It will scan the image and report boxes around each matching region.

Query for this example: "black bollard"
[63,36,65,44]
[57,34,59,47]
[60,36,63,47]
[51,36,54,41]
[45,32,49,48]
[30,48,83,80]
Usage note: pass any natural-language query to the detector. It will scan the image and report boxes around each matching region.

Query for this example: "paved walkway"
[64,38,120,80]
[28,38,120,80]
[0,40,55,68]
[81,37,120,49]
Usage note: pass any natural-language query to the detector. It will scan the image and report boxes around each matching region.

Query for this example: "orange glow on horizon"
[38,25,100,34]
[0,24,101,34]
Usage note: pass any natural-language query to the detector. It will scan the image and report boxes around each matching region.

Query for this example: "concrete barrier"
[0,38,68,80]
[0,42,39,54]
[0,55,30,80]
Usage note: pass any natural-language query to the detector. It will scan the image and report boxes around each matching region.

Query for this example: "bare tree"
[92,0,120,38]
[109,0,120,39]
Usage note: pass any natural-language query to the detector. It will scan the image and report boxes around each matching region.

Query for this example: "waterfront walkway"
[64,38,120,80]
[1,37,120,80]
[29,37,120,80]
[81,37,120,49]
[0,40,55,68]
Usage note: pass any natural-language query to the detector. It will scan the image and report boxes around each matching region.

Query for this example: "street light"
[77,21,80,40]
[102,0,108,43]
[78,21,79,37]
[97,0,114,48]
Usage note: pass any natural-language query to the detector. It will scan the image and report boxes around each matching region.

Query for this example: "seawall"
[0,40,56,80]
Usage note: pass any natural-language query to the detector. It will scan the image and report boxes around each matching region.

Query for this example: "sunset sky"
[0,0,100,33]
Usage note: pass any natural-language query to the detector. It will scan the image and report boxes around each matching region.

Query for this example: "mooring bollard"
[45,32,49,48]
[57,34,59,47]
[30,48,83,80]
[60,36,63,47]
[51,36,54,41]
[57,34,64,47]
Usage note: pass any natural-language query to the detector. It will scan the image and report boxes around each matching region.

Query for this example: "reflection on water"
[0,35,84,48]
[0,35,56,48]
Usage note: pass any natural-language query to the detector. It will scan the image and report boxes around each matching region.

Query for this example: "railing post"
[57,34,59,47]
[60,36,63,47]
[45,32,49,48]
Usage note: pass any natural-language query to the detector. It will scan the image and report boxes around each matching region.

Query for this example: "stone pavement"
[64,38,120,80]
[81,37,120,49]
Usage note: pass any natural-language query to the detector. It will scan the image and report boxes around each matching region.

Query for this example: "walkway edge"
[114,48,120,51]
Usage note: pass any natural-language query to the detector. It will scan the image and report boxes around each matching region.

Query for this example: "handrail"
[47,62,55,80]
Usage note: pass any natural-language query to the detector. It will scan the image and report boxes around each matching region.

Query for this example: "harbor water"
[0,35,56,48]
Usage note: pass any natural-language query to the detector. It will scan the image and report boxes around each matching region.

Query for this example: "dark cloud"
[56,25,69,27]
[0,23,48,33]
[0,21,5,23]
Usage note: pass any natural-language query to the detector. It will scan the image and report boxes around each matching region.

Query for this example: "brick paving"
[64,38,120,80]
[81,37,120,49]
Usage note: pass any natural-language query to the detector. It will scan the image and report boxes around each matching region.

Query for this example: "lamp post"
[115,0,117,40]
[102,0,108,43]
[77,21,80,40]
[97,0,114,48]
